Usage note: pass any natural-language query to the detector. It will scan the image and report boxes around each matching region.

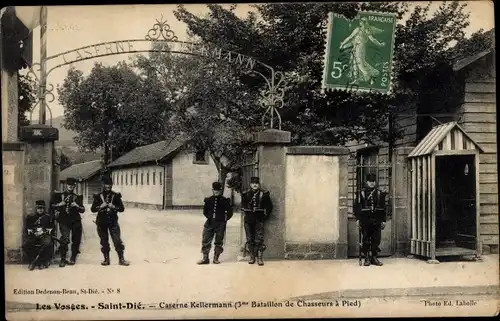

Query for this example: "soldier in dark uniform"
[197,182,234,265]
[51,177,85,267]
[24,200,55,270]
[90,175,130,266]
[241,176,273,266]
[354,173,387,266]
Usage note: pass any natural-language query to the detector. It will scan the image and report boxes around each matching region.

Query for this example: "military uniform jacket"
[203,196,233,222]
[241,189,273,222]
[90,191,125,225]
[51,191,85,224]
[26,212,54,231]
[354,187,387,222]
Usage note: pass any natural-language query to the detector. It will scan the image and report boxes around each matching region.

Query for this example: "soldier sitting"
[23,200,55,270]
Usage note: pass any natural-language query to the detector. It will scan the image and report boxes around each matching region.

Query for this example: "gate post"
[393,146,413,256]
[19,124,59,262]
[2,68,26,263]
[254,129,291,259]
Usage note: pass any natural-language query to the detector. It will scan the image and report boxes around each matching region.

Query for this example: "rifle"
[27,228,68,266]
[95,193,115,224]
[358,223,362,266]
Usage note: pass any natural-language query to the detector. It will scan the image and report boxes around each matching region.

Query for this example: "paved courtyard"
[75,206,243,265]
[5,208,499,319]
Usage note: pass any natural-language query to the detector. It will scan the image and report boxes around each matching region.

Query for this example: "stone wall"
[242,130,351,261]
[3,143,25,262]
[2,67,25,263]
[284,146,349,260]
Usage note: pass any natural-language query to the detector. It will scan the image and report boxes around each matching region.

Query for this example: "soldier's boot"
[248,251,256,264]
[370,255,383,266]
[363,254,371,266]
[257,251,264,266]
[213,253,221,264]
[28,262,36,271]
[67,253,77,265]
[101,253,110,266]
[197,253,210,265]
[59,254,67,267]
[117,251,130,266]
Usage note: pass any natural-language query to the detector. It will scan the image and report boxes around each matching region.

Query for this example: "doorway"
[347,148,393,257]
[435,155,477,254]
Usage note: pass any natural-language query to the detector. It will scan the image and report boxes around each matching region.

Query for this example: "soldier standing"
[197,182,233,265]
[354,173,387,266]
[24,200,55,270]
[90,176,130,266]
[241,177,273,266]
[51,177,85,267]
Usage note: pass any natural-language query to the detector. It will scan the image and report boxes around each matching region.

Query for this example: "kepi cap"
[212,182,222,190]
[102,175,113,185]
[250,177,260,184]
[366,173,376,182]
[66,177,77,185]
[35,200,46,207]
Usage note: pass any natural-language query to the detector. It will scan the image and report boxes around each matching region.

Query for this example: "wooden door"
[454,155,477,250]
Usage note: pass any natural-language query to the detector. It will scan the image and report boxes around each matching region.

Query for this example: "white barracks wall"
[171,151,219,206]
[112,164,164,206]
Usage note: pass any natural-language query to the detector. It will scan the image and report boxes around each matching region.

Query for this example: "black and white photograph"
[2,2,498,319]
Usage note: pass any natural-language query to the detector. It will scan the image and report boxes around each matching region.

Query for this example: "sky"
[23,2,495,121]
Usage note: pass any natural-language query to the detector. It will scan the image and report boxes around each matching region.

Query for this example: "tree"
[134,43,262,189]
[59,151,72,171]
[57,61,169,164]
[174,2,490,146]
[18,72,37,128]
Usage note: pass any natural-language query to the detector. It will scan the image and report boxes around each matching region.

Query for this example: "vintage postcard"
[2,2,498,320]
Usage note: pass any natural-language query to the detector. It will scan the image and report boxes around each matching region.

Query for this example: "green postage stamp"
[322,11,397,94]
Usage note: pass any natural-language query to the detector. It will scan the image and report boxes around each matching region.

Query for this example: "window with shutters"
[141,172,144,185]
[153,172,156,185]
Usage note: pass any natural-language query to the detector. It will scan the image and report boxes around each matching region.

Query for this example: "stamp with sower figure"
[322,11,397,94]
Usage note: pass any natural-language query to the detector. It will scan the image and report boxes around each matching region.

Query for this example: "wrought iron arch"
[26,15,285,129]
